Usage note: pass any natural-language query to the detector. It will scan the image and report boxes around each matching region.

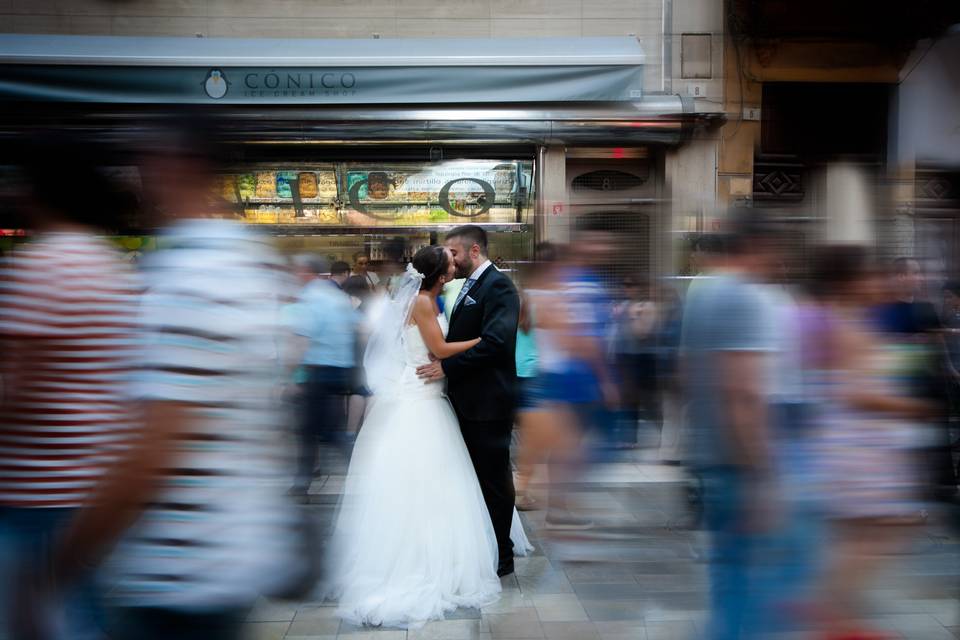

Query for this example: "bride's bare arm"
[412,295,480,359]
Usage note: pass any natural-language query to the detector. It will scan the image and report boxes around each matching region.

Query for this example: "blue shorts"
[518,370,600,412]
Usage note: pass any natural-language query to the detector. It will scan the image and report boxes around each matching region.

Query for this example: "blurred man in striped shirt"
[14,121,299,640]
[0,136,140,639]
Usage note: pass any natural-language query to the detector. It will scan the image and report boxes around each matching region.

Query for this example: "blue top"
[680,273,777,469]
[515,329,538,378]
[556,265,616,401]
[293,279,357,369]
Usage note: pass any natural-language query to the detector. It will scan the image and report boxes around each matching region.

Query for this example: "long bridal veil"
[362,263,423,396]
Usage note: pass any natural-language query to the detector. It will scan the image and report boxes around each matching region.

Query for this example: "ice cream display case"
[216,159,534,231]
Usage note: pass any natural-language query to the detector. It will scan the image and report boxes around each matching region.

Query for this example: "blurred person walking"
[14,120,298,640]
[351,251,380,291]
[808,247,931,639]
[610,277,660,448]
[513,287,539,510]
[342,273,375,437]
[655,283,685,463]
[0,135,140,640]
[291,260,358,494]
[941,281,960,451]
[680,211,787,639]
[556,220,620,465]
[873,258,958,503]
[513,244,583,517]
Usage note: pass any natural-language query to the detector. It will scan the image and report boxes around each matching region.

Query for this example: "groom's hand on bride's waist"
[416,359,445,381]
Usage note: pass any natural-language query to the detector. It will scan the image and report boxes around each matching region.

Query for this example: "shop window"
[215,159,534,229]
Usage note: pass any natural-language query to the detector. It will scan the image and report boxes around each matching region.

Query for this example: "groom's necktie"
[454,278,476,311]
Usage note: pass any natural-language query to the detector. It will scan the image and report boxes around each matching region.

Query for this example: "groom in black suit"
[417,225,520,576]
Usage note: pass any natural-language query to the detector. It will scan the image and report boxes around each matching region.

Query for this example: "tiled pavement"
[243,459,960,640]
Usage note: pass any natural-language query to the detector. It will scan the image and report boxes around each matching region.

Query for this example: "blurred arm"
[719,351,771,475]
[837,325,933,419]
[49,400,192,587]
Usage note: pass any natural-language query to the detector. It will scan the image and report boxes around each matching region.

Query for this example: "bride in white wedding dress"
[327,246,530,629]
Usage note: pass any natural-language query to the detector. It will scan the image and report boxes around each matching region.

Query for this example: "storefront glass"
[217,159,534,229]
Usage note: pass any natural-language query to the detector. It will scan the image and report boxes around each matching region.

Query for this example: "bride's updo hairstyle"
[412,245,449,291]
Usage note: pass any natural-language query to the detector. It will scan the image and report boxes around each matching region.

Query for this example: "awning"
[0,35,646,105]
[0,35,720,144]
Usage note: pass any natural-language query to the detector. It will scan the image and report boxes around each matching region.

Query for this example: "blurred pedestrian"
[655,283,685,463]
[680,210,784,639]
[941,281,960,434]
[513,244,583,516]
[14,118,298,640]
[610,277,660,448]
[342,274,374,438]
[514,290,539,506]
[809,246,931,639]
[874,258,957,502]
[351,251,380,291]
[0,134,140,640]
[559,220,620,464]
[291,260,358,494]
[379,237,407,294]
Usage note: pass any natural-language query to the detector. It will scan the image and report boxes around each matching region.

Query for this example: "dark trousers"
[0,507,104,639]
[296,365,352,490]
[458,413,515,567]
[616,352,660,444]
[109,606,248,640]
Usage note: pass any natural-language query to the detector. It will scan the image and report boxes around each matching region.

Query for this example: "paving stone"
[564,565,642,584]
[335,629,408,639]
[540,621,601,640]
[286,606,341,636]
[242,621,290,640]
[920,599,960,627]
[581,600,647,622]
[517,572,574,595]
[408,619,482,640]
[484,609,545,639]
[593,621,649,640]
[481,589,535,614]
[531,594,590,622]
[514,556,555,577]
[500,573,520,589]
[247,599,300,622]
[447,608,482,620]
[876,613,956,640]
[644,620,696,640]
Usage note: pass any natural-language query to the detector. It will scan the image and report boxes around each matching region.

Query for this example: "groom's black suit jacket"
[442,265,520,422]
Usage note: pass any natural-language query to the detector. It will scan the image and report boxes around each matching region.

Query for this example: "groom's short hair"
[446,225,488,254]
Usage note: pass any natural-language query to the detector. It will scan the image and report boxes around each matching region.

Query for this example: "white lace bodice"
[398,314,448,396]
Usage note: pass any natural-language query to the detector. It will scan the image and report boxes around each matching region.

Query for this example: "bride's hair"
[412,245,449,291]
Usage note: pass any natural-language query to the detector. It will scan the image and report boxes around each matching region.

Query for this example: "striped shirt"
[0,232,139,509]
[106,218,297,608]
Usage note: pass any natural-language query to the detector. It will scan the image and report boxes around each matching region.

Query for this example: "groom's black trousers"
[456,412,515,567]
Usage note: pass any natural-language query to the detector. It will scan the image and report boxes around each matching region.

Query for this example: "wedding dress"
[328,312,529,628]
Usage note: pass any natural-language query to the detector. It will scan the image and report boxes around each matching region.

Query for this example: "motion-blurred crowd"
[1,124,957,640]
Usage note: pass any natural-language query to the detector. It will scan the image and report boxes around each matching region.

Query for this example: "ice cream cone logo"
[203,69,228,99]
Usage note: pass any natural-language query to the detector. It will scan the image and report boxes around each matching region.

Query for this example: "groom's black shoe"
[497,561,514,578]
